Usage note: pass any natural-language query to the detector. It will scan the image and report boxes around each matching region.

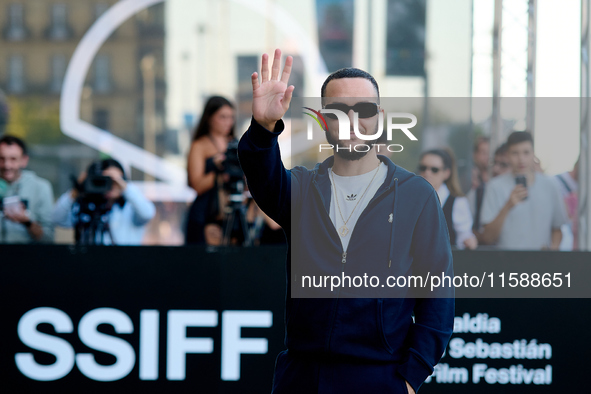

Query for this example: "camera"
[81,174,113,196]
[71,162,115,245]
[222,139,245,196]
[219,140,254,246]
[72,164,114,203]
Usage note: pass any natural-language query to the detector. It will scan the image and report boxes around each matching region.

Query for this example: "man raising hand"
[239,49,453,394]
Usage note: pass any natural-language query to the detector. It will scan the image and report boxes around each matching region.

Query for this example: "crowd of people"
[418,133,574,251]
[0,135,156,245]
[469,134,573,250]
[0,105,577,250]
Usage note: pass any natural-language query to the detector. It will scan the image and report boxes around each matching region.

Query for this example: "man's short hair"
[87,158,127,180]
[473,136,490,153]
[494,142,508,157]
[506,131,534,149]
[321,68,380,101]
[0,135,28,156]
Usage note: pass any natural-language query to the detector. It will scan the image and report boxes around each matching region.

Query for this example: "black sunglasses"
[322,102,379,120]
[418,165,442,174]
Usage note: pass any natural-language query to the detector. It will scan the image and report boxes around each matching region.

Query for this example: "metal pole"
[141,54,157,182]
[367,0,372,73]
[491,0,503,155]
[526,0,537,132]
[468,0,475,190]
[580,0,591,250]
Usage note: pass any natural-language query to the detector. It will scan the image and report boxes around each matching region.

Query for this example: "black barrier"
[1,245,287,393]
[1,246,589,393]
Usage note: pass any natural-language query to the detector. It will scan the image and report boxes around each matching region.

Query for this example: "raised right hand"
[252,49,295,131]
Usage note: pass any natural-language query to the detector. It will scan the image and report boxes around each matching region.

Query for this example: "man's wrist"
[248,117,285,149]
[257,119,277,132]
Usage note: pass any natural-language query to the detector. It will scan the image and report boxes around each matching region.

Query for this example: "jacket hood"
[16,170,37,183]
[308,154,425,272]
[311,154,416,192]
[5,170,38,189]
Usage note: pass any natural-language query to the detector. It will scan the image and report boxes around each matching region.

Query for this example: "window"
[290,55,305,97]
[316,0,354,72]
[94,109,110,131]
[136,4,165,37]
[51,55,67,93]
[236,55,258,126]
[385,0,427,76]
[8,55,25,93]
[49,4,69,40]
[237,55,258,100]
[94,55,111,93]
[6,4,26,41]
[94,3,109,21]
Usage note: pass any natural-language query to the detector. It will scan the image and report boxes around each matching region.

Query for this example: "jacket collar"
[312,155,410,213]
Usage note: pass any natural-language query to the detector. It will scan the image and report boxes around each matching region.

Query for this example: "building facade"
[0,0,166,150]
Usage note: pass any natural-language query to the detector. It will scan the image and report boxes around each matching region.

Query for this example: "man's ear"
[21,155,29,169]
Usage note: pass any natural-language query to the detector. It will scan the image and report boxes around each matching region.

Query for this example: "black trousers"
[271,350,409,394]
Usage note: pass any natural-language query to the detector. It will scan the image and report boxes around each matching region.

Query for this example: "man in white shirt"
[479,131,568,250]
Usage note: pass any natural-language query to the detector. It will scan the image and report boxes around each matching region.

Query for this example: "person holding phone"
[0,135,54,243]
[479,132,568,250]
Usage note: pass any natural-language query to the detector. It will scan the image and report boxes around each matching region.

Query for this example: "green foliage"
[4,97,65,145]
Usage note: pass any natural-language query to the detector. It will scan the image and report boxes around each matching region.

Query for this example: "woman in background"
[185,96,235,245]
[418,148,478,250]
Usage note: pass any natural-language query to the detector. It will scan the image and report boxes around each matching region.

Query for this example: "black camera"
[222,139,245,196]
[71,162,115,245]
[81,174,113,196]
[72,163,113,202]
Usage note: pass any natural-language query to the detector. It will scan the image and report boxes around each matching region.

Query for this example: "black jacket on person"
[238,118,454,393]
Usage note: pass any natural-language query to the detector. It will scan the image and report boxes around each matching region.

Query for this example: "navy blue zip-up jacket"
[238,118,454,392]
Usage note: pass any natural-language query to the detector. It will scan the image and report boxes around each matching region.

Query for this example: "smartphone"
[515,175,527,200]
[2,196,24,215]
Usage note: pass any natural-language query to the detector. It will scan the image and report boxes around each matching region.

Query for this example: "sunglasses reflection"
[322,102,379,119]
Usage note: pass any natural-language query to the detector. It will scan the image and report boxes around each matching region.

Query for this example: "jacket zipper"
[312,174,397,352]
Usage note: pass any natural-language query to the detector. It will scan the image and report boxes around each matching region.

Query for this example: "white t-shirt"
[328,163,388,251]
[480,172,569,250]
[437,183,474,250]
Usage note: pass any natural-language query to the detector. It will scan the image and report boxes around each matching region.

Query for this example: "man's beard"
[325,127,376,161]
[0,169,20,183]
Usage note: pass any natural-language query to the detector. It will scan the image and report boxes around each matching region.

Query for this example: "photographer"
[185,96,237,245]
[0,135,54,243]
[52,159,155,245]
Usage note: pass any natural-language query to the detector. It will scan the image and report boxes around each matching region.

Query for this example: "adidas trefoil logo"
[346,194,357,201]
